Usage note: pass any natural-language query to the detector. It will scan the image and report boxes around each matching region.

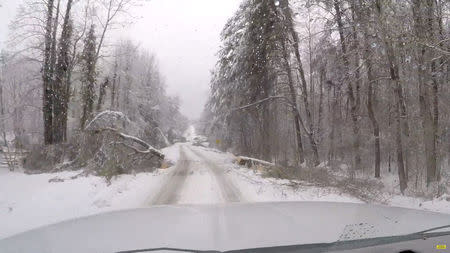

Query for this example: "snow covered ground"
[187,144,361,204]
[0,168,170,239]
[1,126,450,239]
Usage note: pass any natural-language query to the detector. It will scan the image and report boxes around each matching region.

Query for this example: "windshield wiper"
[225,225,450,253]
[116,247,219,253]
[411,224,450,235]
[116,225,450,253]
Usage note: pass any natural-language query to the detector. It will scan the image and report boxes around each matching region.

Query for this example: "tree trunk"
[49,0,61,86]
[281,39,305,165]
[80,25,97,129]
[261,73,272,161]
[375,0,407,191]
[388,100,392,173]
[334,0,361,172]
[328,84,337,165]
[43,0,55,145]
[110,60,118,109]
[317,67,325,145]
[116,76,121,109]
[448,127,450,168]
[283,1,319,166]
[428,0,440,182]
[389,45,408,193]
[412,0,438,186]
[394,94,407,194]
[365,48,381,178]
[358,0,381,178]
[97,78,108,111]
[53,0,73,144]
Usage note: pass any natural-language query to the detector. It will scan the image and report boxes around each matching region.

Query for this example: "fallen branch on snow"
[236,156,275,167]
[88,127,165,160]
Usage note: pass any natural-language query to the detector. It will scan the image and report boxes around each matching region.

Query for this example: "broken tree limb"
[230,96,292,111]
[235,155,275,167]
[206,96,293,135]
[88,127,165,159]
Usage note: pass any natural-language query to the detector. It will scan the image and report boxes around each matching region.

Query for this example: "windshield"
[0,0,449,252]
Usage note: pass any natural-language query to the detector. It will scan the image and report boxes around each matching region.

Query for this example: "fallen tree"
[79,111,164,179]
[234,155,298,180]
[235,156,275,168]
[87,127,164,160]
[23,111,166,181]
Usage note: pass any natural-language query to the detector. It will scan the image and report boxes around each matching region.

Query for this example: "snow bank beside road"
[188,145,450,214]
[229,167,361,203]
[0,168,169,239]
[0,141,182,239]
[187,145,362,204]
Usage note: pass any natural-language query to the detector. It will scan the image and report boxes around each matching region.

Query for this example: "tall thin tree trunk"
[43,0,55,145]
[80,25,97,129]
[388,101,392,173]
[375,0,407,190]
[329,83,337,165]
[317,67,325,145]
[394,93,407,194]
[389,44,408,193]
[448,127,450,168]
[97,78,108,111]
[110,59,118,109]
[351,4,362,171]
[428,0,440,182]
[283,1,319,166]
[334,0,361,172]
[49,0,61,84]
[412,0,438,186]
[281,39,305,165]
[261,72,272,161]
[116,76,121,109]
[63,70,71,142]
[358,0,381,178]
[53,0,73,144]
[365,48,381,178]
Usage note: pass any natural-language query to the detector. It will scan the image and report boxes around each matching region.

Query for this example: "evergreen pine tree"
[80,24,97,129]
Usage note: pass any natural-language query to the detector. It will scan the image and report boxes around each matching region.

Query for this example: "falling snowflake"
[274,0,280,6]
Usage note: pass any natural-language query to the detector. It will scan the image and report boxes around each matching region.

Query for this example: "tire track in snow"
[186,146,242,203]
[150,146,191,205]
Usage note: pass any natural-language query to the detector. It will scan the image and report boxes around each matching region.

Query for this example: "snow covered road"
[150,143,243,205]
[189,146,241,202]
[150,146,191,204]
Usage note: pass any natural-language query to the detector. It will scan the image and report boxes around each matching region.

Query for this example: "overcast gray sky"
[124,0,242,119]
[0,1,20,50]
[0,0,242,120]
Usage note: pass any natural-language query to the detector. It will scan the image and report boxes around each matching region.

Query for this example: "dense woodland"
[203,0,449,195]
[0,0,187,171]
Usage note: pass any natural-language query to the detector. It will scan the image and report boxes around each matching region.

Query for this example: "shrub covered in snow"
[24,143,77,172]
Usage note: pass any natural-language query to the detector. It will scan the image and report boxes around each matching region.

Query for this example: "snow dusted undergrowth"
[231,160,450,213]
[189,145,360,204]
[1,126,449,239]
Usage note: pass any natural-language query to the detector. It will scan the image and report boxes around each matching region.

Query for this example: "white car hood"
[1,201,450,253]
